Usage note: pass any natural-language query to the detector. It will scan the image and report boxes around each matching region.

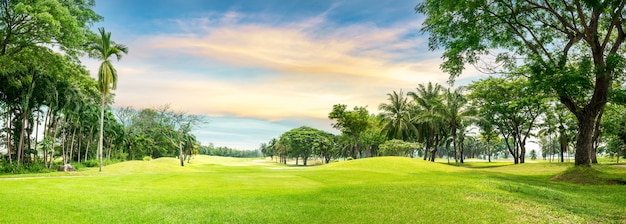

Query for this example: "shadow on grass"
[439,161,515,169]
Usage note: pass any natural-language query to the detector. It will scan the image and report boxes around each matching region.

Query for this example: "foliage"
[199,143,262,158]
[468,77,546,164]
[278,126,334,166]
[416,0,626,166]
[378,139,420,157]
[329,104,369,159]
[378,90,417,141]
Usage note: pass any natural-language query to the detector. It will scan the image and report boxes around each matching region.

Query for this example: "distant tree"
[530,150,537,160]
[378,90,417,141]
[437,87,478,166]
[468,77,546,164]
[409,82,445,162]
[155,105,205,167]
[328,104,369,159]
[278,126,332,166]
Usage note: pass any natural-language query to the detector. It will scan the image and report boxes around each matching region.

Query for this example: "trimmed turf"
[1,156,625,223]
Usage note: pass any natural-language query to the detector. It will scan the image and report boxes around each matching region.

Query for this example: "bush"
[82,160,99,167]
[346,157,354,161]
[0,162,49,174]
[27,162,49,173]
[143,156,152,161]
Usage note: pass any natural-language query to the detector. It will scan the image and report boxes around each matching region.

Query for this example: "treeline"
[263,79,626,166]
[1,0,104,172]
[199,143,262,158]
[0,1,211,172]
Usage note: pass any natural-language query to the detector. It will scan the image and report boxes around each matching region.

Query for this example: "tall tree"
[437,87,477,165]
[468,77,545,164]
[417,0,626,166]
[89,27,128,172]
[408,82,443,162]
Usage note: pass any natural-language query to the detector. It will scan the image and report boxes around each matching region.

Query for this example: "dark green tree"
[328,104,369,159]
[417,0,626,166]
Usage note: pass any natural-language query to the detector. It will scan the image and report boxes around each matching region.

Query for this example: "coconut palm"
[408,82,444,161]
[378,90,417,141]
[89,27,128,172]
[437,87,478,166]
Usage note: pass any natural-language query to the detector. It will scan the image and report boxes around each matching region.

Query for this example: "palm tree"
[437,87,478,166]
[408,82,443,161]
[89,27,128,172]
[378,90,417,141]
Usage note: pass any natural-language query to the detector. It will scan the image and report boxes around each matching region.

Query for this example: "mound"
[551,166,626,185]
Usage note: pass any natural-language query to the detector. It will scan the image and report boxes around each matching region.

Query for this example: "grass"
[1,155,625,223]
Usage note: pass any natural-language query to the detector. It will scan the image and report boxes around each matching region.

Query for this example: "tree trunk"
[98,95,105,172]
[6,110,12,164]
[17,111,27,165]
[487,144,491,163]
[34,110,40,159]
[453,131,458,166]
[591,110,602,164]
[77,133,82,163]
[69,125,77,163]
[303,157,308,166]
[85,130,92,162]
[574,114,595,167]
[61,129,66,164]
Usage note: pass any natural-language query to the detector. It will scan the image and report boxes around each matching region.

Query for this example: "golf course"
[1,156,624,223]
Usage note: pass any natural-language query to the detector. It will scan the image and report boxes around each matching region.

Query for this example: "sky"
[81,0,483,150]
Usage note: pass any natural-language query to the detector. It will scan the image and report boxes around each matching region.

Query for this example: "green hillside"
[1,156,624,223]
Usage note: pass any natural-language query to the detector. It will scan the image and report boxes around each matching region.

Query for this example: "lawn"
[0,156,625,223]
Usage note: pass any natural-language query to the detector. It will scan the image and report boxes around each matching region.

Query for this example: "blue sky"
[81,0,482,150]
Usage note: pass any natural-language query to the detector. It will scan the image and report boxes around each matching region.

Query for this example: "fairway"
[1,156,625,223]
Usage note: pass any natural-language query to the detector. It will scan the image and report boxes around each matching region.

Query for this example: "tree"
[88,27,128,172]
[437,87,478,165]
[155,105,205,167]
[379,90,417,141]
[328,104,369,159]
[0,0,100,59]
[468,77,546,164]
[530,150,538,160]
[278,126,332,166]
[408,82,444,162]
[417,0,626,166]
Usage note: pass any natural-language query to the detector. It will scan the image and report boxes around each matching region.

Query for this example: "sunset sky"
[82,0,483,149]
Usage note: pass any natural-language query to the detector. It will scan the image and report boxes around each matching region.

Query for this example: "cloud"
[89,10,482,124]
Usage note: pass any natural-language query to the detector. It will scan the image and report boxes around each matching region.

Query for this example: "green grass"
[1,156,625,223]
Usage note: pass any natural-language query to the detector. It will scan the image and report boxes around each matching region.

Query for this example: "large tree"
[88,27,127,172]
[417,0,626,166]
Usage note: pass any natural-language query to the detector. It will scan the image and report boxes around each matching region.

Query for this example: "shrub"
[1,162,49,174]
[82,160,99,167]
[143,156,152,161]
[346,157,354,161]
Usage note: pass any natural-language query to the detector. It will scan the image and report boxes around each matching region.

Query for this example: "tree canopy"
[417,0,626,166]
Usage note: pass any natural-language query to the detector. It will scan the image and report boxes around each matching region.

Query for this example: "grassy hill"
[0,156,624,223]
